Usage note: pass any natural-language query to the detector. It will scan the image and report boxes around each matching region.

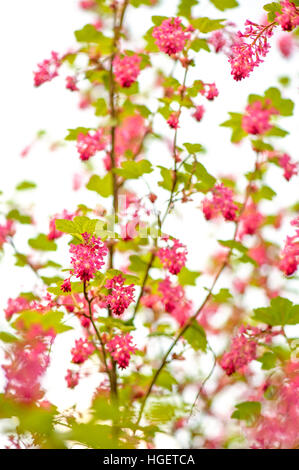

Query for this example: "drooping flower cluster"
[200,82,219,101]
[279,216,299,276]
[33,51,61,87]
[104,275,135,316]
[61,278,72,293]
[4,296,32,321]
[70,233,108,282]
[152,17,191,55]
[208,30,227,53]
[242,100,278,135]
[220,326,259,376]
[66,75,79,92]
[2,325,54,403]
[276,1,299,32]
[192,105,205,122]
[79,0,96,10]
[157,237,187,275]
[0,219,15,248]
[158,276,192,326]
[202,183,238,222]
[228,21,274,81]
[107,333,136,369]
[167,112,180,129]
[65,369,80,389]
[278,152,298,181]
[113,54,141,88]
[71,338,95,364]
[237,202,264,240]
[48,209,75,240]
[76,129,106,161]
[277,33,295,57]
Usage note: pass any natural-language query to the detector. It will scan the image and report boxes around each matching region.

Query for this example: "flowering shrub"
[0,0,299,450]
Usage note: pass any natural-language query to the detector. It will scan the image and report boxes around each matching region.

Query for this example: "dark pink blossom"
[107,333,137,369]
[152,17,191,55]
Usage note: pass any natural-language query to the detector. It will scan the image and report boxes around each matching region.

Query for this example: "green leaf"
[209,0,238,10]
[93,98,108,116]
[191,162,216,193]
[218,239,247,254]
[86,173,113,197]
[65,127,92,141]
[114,160,153,180]
[263,2,282,21]
[183,143,203,154]
[212,288,232,303]
[12,310,73,334]
[16,181,36,191]
[28,234,57,252]
[252,185,276,203]
[178,267,201,286]
[0,332,19,343]
[7,209,31,225]
[191,17,225,33]
[75,25,112,53]
[265,87,294,116]
[221,112,247,143]
[190,38,210,52]
[232,401,261,422]
[183,321,207,352]
[253,297,299,326]
[177,0,198,18]
[155,369,178,391]
[257,352,277,370]
[158,166,174,191]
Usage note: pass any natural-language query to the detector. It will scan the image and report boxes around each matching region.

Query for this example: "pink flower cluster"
[113,54,141,88]
[192,105,205,122]
[79,0,96,9]
[71,338,95,364]
[278,153,298,181]
[48,209,75,240]
[65,369,80,389]
[279,217,299,276]
[70,233,108,282]
[158,276,192,326]
[157,237,187,275]
[200,83,219,101]
[276,1,299,31]
[208,30,227,53]
[104,275,135,316]
[220,326,259,376]
[3,325,54,403]
[237,203,264,240]
[4,296,32,321]
[152,17,191,56]
[242,100,278,135]
[202,183,238,222]
[167,112,180,129]
[0,220,15,248]
[106,333,136,369]
[33,51,61,87]
[278,33,295,57]
[76,129,106,161]
[228,21,274,81]
[66,76,79,92]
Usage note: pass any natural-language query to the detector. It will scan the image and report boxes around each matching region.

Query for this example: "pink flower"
[152,17,191,55]
[33,51,61,87]
[79,0,96,9]
[278,153,298,181]
[228,21,274,81]
[61,278,72,293]
[76,129,106,161]
[115,114,146,158]
[104,275,135,316]
[113,54,141,88]
[70,233,108,282]
[2,325,54,403]
[201,83,219,101]
[0,220,15,248]
[249,243,270,266]
[167,112,180,129]
[107,333,136,369]
[157,238,187,275]
[48,209,74,240]
[242,100,278,135]
[237,203,264,239]
[158,276,192,326]
[192,105,205,122]
[66,75,79,91]
[202,183,238,222]
[65,369,80,389]
[278,33,295,57]
[276,1,299,31]
[279,233,299,276]
[71,338,95,364]
[220,326,259,376]
[208,30,227,53]
[4,296,32,321]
